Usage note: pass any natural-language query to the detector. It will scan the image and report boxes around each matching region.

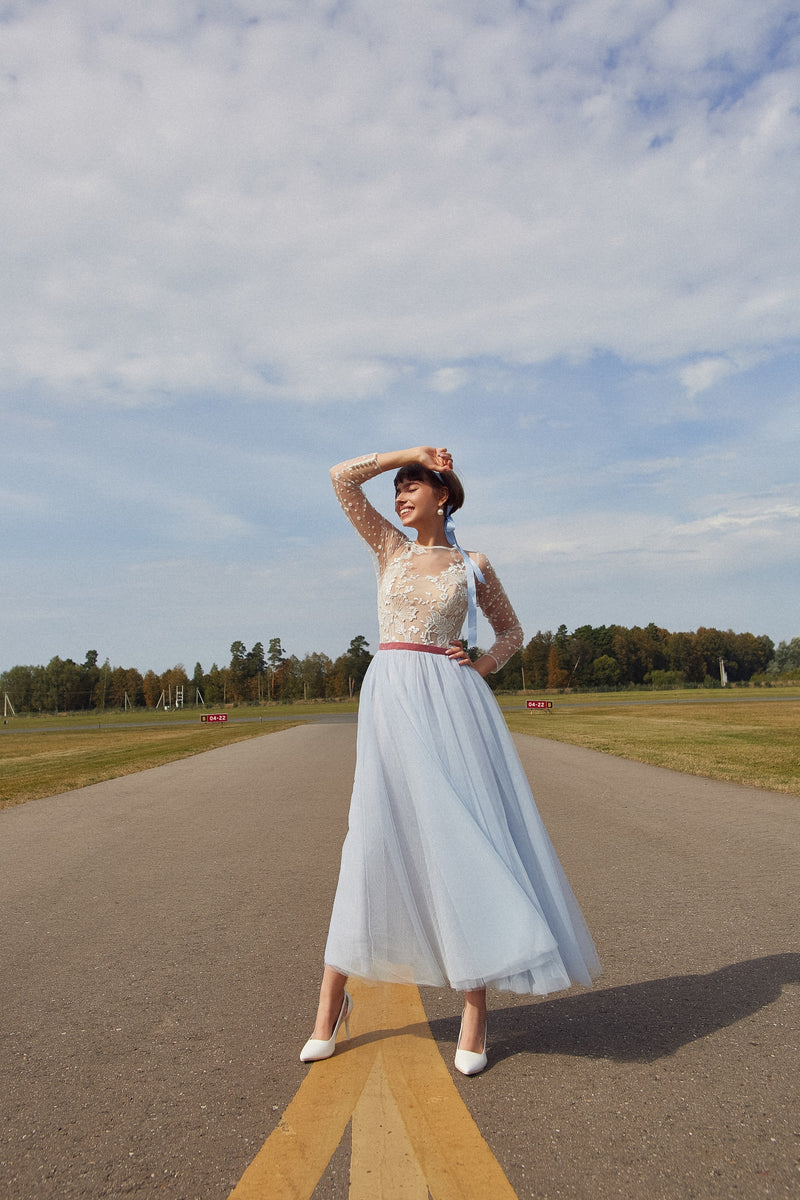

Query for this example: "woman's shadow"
[429,954,800,1064]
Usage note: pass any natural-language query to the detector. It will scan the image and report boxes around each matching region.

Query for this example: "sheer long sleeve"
[473,555,524,671]
[330,455,406,569]
[331,456,522,669]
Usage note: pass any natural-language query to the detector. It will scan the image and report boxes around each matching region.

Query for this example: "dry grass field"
[0,719,298,810]
[2,691,798,810]
[504,695,800,796]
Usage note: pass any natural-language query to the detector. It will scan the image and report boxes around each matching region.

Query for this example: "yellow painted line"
[350,1055,429,1199]
[227,980,519,1200]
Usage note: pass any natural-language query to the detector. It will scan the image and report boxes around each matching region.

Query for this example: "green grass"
[0,718,299,810]
[494,684,800,710]
[504,696,800,796]
[3,699,359,731]
[3,689,798,809]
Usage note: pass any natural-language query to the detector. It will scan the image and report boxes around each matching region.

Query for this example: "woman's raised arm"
[372,446,453,474]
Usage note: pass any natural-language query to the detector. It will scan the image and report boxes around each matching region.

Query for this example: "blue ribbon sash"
[443,510,484,649]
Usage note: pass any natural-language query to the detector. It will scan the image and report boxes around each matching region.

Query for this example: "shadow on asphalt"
[426,954,800,1064]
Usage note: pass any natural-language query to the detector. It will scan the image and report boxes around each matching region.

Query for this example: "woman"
[301,446,600,1075]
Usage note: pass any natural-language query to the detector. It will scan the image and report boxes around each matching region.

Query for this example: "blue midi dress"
[323,456,601,995]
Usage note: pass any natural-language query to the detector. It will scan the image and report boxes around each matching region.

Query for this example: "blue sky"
[2,0,799,673]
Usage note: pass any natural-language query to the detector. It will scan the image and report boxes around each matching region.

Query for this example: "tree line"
[494,624,786,691]
[0,636,373,713]
[2,626,798,715]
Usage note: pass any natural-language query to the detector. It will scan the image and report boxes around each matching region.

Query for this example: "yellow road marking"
[227,980,519,1200]
[351,1055,429,1199]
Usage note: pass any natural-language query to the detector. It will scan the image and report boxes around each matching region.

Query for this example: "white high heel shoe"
[454,1012,488,1076]
[300,990,354,1062]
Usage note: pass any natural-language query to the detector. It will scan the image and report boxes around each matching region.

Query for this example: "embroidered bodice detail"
[331,455,523,671]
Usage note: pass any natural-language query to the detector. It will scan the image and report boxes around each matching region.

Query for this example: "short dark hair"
[393,463,465,514]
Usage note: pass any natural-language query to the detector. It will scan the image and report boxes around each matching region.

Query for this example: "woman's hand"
[445,640,471,667]
[375,446,454,474]
[417,446,453,473]
[445,642,494,677]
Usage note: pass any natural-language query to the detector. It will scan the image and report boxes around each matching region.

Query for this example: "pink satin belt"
[378,642,450,655]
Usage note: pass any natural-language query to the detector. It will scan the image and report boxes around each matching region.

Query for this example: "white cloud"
[679,357,738,397]
[428,367,468,394]
[1,1,799,672]
[455,483,799,646]
[1,0,798,407]
[469,485,800,577]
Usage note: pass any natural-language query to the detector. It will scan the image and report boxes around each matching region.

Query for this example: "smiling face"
[394,477,448,531]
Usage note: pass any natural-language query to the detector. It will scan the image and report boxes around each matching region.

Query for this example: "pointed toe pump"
[454,1013,488,1077]
[300,990,354,1063]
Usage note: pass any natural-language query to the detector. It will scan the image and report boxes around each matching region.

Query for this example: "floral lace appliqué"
[331,456,523,671]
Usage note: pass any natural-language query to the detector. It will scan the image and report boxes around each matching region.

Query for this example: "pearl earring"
[437,507,444,516]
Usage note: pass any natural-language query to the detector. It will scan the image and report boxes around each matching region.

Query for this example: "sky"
[2,0,799,675]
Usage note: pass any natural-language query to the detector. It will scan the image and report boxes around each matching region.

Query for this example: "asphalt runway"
[1,724,797,1199]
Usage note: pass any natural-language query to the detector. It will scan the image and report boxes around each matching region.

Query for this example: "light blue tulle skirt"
[324,647,601,995]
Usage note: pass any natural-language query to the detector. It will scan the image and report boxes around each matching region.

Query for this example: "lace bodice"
[331,455,523,671]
